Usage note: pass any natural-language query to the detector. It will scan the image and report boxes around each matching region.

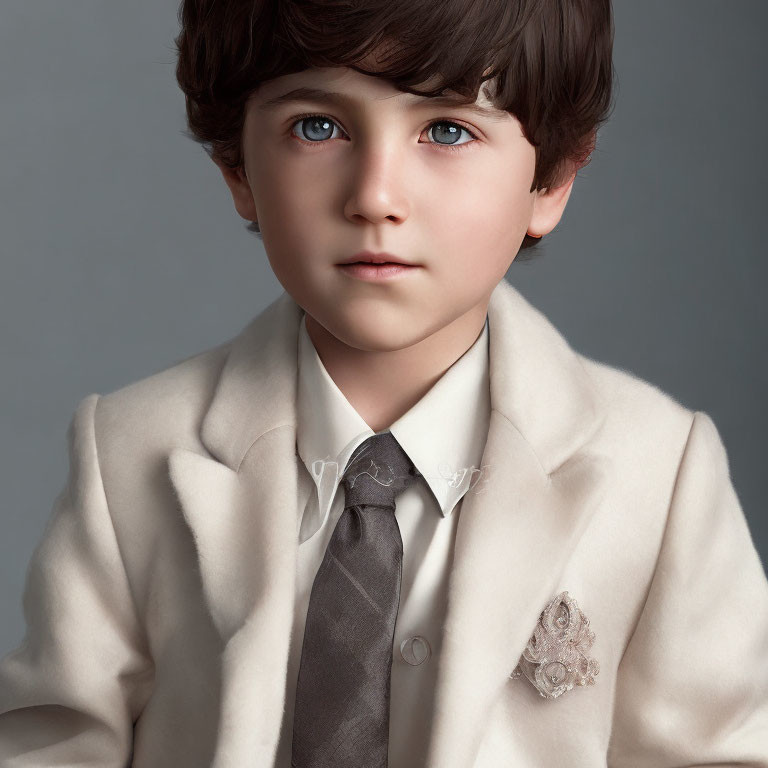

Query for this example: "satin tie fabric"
[291,431,420,768]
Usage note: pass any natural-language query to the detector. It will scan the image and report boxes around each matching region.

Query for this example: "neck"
[304,305,488,433]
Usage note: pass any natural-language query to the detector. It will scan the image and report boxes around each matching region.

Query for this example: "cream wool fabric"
[0,278,767,767]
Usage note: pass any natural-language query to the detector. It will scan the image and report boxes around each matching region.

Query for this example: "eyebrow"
[255,86,509,122]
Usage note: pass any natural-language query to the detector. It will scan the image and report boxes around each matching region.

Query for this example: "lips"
[337,262,418,281]
[338,250,416,266]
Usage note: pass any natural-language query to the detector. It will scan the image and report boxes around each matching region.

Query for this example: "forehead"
[250,66,509,122]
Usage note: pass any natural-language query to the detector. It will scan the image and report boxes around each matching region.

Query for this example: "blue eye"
[289,114,478,151]
[426,121,475,147]
[292,115,343,142]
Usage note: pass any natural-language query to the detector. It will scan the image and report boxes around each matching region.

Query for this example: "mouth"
[336,260,420,281]
[341,261,413,267]
[337,250,419,267]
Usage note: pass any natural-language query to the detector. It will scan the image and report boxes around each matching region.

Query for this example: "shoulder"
[580,352,694,426]
[577,352,699,488]
[88,336,233,461]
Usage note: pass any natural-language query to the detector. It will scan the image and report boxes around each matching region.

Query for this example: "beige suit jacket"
[1,278,767,767]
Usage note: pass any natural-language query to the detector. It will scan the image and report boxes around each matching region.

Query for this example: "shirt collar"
[296,314,491,544]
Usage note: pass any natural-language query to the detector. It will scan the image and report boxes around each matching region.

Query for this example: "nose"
[343,140,410,226]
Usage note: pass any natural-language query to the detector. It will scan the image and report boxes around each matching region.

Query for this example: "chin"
[328,320,428,353]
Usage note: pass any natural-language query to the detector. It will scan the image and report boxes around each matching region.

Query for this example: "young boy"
[1,0,767,766]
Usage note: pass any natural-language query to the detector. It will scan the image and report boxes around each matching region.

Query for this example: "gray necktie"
[291,431,420,768]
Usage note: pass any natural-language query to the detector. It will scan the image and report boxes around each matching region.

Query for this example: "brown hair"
[174,0,615,257]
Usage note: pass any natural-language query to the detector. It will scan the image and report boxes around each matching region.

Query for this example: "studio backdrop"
[0,0,766,657]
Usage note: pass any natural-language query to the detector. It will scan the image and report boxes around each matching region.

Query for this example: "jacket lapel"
[425,281,609,766]
[168,292,307,767]
[167,279,608,767]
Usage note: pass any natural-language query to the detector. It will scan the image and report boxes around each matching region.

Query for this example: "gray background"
[1,1,766,657]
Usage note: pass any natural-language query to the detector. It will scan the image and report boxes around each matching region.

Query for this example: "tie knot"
[341,432,419,512]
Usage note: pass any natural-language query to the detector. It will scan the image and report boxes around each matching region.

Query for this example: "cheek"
[253,158,307,232]
[250,161,335,281]
[248,158,332,305]
[423,147,534,229]
[427,164,534,279]
[247,139,333,235]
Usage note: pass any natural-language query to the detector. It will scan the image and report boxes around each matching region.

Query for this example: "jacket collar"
[201,277,603,478]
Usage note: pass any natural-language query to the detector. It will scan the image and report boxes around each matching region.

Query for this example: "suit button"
[399,635,432,666]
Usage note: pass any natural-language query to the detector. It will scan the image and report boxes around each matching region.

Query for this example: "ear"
[213,159,259,222]
[527,171,576,238]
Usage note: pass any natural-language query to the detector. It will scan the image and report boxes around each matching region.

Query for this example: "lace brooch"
[510,591,599,700]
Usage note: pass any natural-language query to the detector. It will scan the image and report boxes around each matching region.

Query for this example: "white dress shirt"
[275,313,491,768]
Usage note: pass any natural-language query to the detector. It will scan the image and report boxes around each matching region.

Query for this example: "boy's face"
[217,66,573,353]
